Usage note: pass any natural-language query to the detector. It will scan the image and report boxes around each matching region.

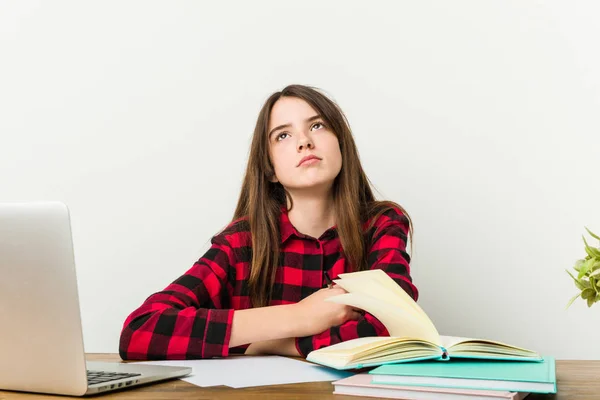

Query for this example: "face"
[267,97,342,193]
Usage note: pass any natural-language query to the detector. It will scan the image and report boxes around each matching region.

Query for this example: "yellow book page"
[307,336,441,367]
[439,335,478,349]
[330,269,440,343]
[349,338,441,360]
[440,335,540,357]
[309,336,400,355]
[326,292,440,344]
[335,269,435,328]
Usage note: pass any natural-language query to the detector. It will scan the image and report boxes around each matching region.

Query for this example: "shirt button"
[316,241,321,249]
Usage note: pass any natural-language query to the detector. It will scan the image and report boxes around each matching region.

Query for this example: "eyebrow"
[268,115,323,139]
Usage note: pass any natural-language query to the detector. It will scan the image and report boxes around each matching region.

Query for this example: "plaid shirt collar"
[279,206,338,244]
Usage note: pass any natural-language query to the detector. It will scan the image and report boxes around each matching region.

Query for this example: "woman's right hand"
[292,286,363,337]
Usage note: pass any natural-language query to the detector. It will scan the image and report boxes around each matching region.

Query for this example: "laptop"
[0,202,192,396]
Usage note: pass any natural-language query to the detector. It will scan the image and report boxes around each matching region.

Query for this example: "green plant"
[566,227,600,308]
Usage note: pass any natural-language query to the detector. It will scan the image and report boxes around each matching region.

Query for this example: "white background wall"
[1,1,599,359]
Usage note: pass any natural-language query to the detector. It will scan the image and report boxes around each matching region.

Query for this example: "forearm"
[229,304,301,348]
[120,305,234,360]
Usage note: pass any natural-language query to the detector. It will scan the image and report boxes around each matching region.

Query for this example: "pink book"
[332,374,529,400]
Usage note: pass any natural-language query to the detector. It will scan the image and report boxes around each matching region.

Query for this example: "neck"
[286,190,336,239]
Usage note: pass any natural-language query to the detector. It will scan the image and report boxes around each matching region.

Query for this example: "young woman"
[119,85,418,360]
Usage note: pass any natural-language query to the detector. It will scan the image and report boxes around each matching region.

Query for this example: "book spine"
[441,346,449,360]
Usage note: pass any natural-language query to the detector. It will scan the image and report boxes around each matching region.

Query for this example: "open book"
[306,269,542,370]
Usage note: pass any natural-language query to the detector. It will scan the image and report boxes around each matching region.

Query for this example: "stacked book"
[331,357,556,399]
[304,270,557,399]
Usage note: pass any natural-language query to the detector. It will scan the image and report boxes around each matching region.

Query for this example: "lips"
[297,155,322,167]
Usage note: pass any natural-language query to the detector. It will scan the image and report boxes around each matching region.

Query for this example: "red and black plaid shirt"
[119,206,418,360]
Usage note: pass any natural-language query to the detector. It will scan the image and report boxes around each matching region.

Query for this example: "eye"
[276,132,290,141]
[311,122,326,131]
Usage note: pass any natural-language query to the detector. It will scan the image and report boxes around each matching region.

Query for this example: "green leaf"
[588,296,595,307]
[567,269,586,290]
[589,268,600,278]
[585,227,600,241]
[566,293,580,309]
[579,258,596,279]
[591,260,600,273]
[578,264,586,279]
[581,288,595,300]
[585,247,600,259]
[587,293,600,307]
[579,258,591,279]
[591,277,598,293]
[574,259,586,272]
[583,236,600,258]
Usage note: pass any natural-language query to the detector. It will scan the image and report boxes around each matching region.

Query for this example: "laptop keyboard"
[87,370,141,386]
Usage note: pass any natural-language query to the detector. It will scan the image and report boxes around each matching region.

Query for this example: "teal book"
[369,357,557,394]
[306,270,542,370]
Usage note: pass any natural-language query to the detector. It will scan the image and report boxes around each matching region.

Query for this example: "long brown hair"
[232,85,412,307]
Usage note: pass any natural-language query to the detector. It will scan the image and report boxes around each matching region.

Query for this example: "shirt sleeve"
[295,207,418,357]
[119,234,236,360]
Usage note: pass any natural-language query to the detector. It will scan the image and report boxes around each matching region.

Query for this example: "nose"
[297,133,314,152]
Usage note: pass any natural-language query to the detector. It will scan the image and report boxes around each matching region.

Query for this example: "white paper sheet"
[135,355,352,388]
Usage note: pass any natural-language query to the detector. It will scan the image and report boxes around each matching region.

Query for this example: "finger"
[330,285,347,294]
[349,311,362,320]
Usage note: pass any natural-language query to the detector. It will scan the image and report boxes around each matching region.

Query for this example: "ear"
[269,174,279,183]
